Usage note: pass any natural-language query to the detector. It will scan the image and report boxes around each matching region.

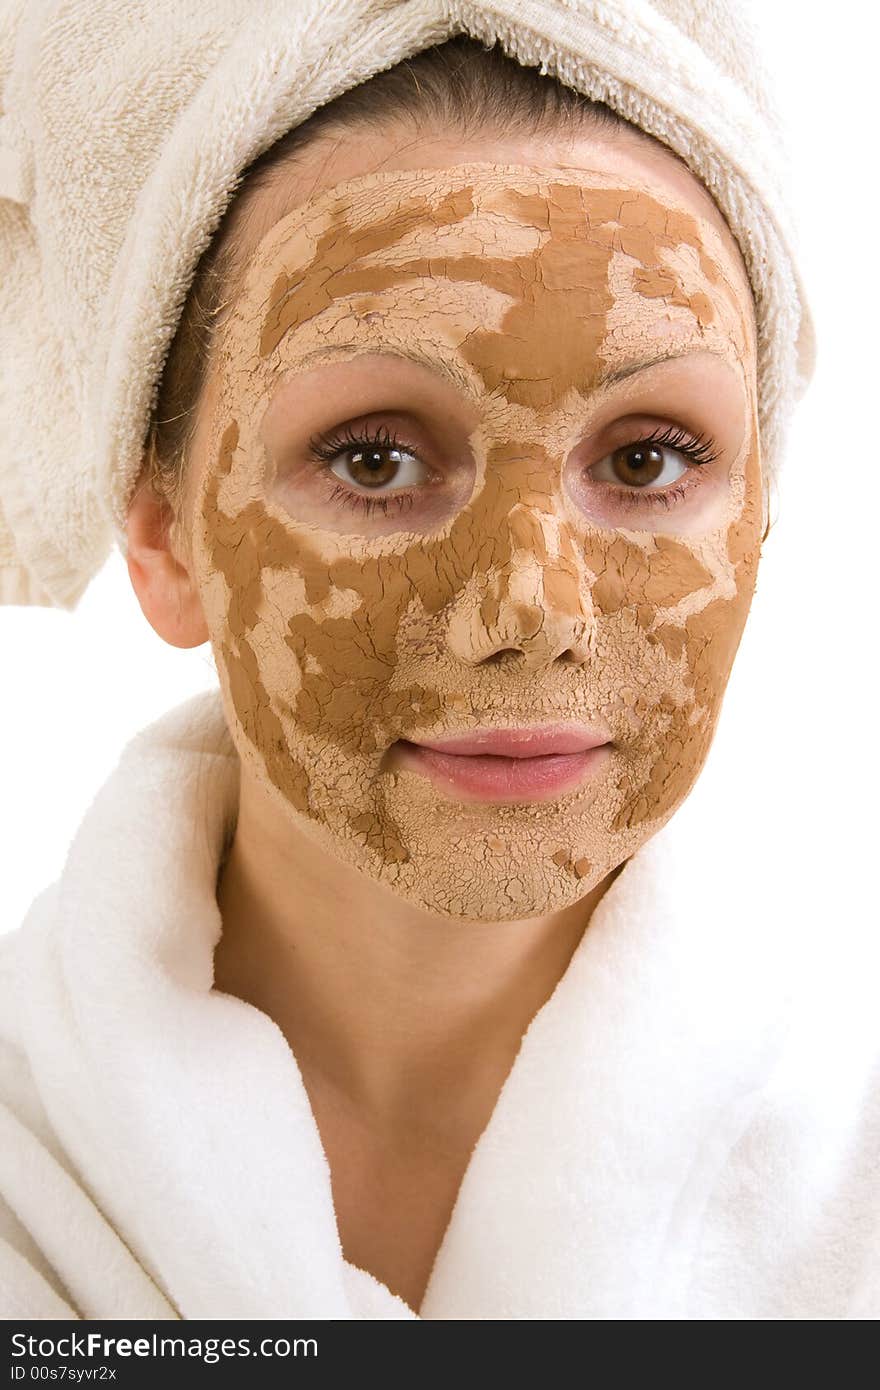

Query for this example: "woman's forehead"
[244,162,747,281]
[218,164,754,397]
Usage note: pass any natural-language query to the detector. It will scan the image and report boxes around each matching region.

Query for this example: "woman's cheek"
[193,414,429,788]
[606,432,763,831]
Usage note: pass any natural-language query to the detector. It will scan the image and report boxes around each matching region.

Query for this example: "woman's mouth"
[390,724,613,802]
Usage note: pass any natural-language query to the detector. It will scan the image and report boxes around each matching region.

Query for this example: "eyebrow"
[284,342,478,397]
[282,342,715,398]
[594,347,705,388]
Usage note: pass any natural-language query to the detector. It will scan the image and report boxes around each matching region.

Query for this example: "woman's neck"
[212,765,623,1138]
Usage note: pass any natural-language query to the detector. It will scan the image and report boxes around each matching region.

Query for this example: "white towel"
[0,0,815,610]
[1,688,876,1319]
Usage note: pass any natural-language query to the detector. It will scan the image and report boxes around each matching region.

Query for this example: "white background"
[1,3,874,933]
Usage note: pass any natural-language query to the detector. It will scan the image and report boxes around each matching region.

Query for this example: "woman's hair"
[143,33,663,564]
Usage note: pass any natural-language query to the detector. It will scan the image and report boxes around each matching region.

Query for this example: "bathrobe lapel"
[12,689,801,1320]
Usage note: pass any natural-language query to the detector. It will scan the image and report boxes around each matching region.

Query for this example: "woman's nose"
[444,501,596,670]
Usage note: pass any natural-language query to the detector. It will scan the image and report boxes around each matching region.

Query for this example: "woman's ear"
[125,454,209,649]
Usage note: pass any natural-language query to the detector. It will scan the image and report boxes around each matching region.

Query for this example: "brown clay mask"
[190,163,762,920]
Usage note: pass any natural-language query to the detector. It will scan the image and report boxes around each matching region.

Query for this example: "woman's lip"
[391,739,612,802]
[404,725,610,757]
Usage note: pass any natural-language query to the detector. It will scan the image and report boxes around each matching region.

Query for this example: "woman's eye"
[300,421,460,524]
[327,441,428,493]
[301,420,722,525]
[592,441,689,490]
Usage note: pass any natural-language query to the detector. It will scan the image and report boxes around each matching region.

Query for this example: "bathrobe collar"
[14,688,805,1319]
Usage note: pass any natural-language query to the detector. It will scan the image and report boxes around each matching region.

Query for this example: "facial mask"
[191,163,762,920]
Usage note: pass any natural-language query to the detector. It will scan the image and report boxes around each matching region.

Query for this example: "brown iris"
[347,446,407,488]
[611,443,665,488]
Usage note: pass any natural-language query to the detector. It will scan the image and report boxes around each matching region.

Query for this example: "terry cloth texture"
[0,687,877,1319]
[0,0,817,610]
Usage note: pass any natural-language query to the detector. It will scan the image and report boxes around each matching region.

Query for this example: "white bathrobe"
[1,688,877,1320]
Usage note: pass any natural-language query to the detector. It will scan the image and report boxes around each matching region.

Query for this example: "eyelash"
[305,420,722,517]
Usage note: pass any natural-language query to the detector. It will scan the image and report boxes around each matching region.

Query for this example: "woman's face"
[185,129,762,921]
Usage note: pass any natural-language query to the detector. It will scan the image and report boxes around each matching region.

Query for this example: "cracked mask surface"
[191,163,762,920]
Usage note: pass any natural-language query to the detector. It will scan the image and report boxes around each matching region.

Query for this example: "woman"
[2,6,874,1321]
